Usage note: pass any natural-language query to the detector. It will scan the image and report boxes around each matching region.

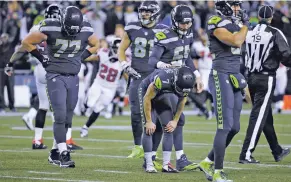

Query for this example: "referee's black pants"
[239,73,283,161]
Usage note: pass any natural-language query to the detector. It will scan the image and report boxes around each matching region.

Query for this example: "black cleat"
[48,149,60,165]
[59,150,75,168]
[274,148,290,162]
[66,139,83,150]
[32,143,47,150]
[239,156,260,164]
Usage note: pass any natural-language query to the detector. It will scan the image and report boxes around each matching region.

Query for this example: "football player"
[20,6,99,168]
[140,66,196,173]
[5,4,83,151]
[198,1,249,181]
[118,0,168,159]
[80,38,126,137]
[273,64,288,113]
[145,4,202,171]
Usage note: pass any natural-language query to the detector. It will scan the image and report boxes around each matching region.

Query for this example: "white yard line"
[0,134,291,148]
[94,169,131,174]
[28,171,62,175]
[0,175,102,182]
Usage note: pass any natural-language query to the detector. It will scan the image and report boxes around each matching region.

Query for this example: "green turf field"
[0,112,291,182]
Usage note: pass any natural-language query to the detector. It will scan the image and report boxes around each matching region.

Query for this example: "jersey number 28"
[99,64,118,82]
[54,39,81,58]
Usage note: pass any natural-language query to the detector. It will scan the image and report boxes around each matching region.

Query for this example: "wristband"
[194,70,201,78]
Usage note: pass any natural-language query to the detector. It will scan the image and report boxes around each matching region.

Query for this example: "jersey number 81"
[134,37,154,58]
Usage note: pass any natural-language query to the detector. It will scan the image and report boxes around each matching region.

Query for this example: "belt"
[60,73,76,76]
[249,71,275,76]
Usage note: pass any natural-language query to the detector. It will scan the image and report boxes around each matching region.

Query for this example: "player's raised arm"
[211,10,249,47]
[82,34,99,61]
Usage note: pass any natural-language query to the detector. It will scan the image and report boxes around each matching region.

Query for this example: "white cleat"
[145,165,157,173]
[80,127,88,138]
[22,114,34,130]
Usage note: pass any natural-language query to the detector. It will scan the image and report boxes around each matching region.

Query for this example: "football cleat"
[213,170,233,182]
[48,149,60,165]
[22,114,34,130]
[127,145,144,159]
[239,156,260,164]
[162,162,179,173]
[59,150,75,168]
[80,127,88,138]
[199,160,214,181]
[32,139,47,150]
[176,154,199,171]
[145,164,157,173]
[66,138,83,150]
[142,155,163,172]
[274,148,290,162]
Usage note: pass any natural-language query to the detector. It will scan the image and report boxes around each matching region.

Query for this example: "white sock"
[34,127,43,142]
[145,152,153,166]
[204,157,213,163]
[83,125,88,129]
[57,143,67,154]
[52,139,58,150]
[28,108,37,119]
[176,150,184,160]
[163,151,171,167]
[152,151,157,157]
[66,128,72,141]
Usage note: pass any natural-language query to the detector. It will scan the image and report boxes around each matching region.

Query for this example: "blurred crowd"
[0,0,291,112]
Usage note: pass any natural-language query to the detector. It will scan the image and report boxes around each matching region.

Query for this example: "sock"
[28,108,37,119]
[163,151,171,167]
[58,143,67,154]
[34,128,43,142]
[83,125,88,129]
[152,151,157,157]
[86,112,100,128]
[176,150,184,160]
[52,139,58,150]
[204,157,213,163]
[66,128,72,141]
[145,152,153,166]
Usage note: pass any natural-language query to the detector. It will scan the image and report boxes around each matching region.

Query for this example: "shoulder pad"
[208,15,222,25]
[154,75,162,90]
[41,19,61,27]
[124,21,142,31]
[155,32,167,40]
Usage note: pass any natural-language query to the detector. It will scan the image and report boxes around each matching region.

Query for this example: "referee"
[239,5,291,164]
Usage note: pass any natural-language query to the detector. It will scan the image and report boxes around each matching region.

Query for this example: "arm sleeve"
[148,45,165,69]
[275,30,291,67]
[185,56,196,72]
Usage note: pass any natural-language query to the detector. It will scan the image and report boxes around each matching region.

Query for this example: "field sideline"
[0,112,291,182]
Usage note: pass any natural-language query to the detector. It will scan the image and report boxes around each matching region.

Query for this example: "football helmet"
[44,4,61,20]
[138,0,160,26]
[174,66,196,96]
[171,5,193,36]
[215,0,242,17]
[62,6,83,36]
[109,38,121,62]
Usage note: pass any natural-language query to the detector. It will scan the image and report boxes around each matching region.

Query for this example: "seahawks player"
[140,66,196,173]
[21,6,99,168]
[118,0,168,159]
[146,4,202,171]
[198,1,249,181]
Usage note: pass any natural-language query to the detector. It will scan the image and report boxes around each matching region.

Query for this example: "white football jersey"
[95,48,124,88]
[192,41,212,70]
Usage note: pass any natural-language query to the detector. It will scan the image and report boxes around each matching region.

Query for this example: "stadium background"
[0,0,291,109]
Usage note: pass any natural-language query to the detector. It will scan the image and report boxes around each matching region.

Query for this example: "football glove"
[4,62,13,76]
[238,10,250,27]
[121,61,141,79]
[42,55,49,68]
[157,61,172,69]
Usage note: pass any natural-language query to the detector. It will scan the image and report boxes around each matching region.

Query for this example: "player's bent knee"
[53,112,66,124]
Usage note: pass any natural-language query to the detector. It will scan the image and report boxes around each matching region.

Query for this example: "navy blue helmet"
[62,6,83,36]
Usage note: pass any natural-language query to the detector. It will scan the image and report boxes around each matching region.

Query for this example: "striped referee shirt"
[245,22,291,73]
